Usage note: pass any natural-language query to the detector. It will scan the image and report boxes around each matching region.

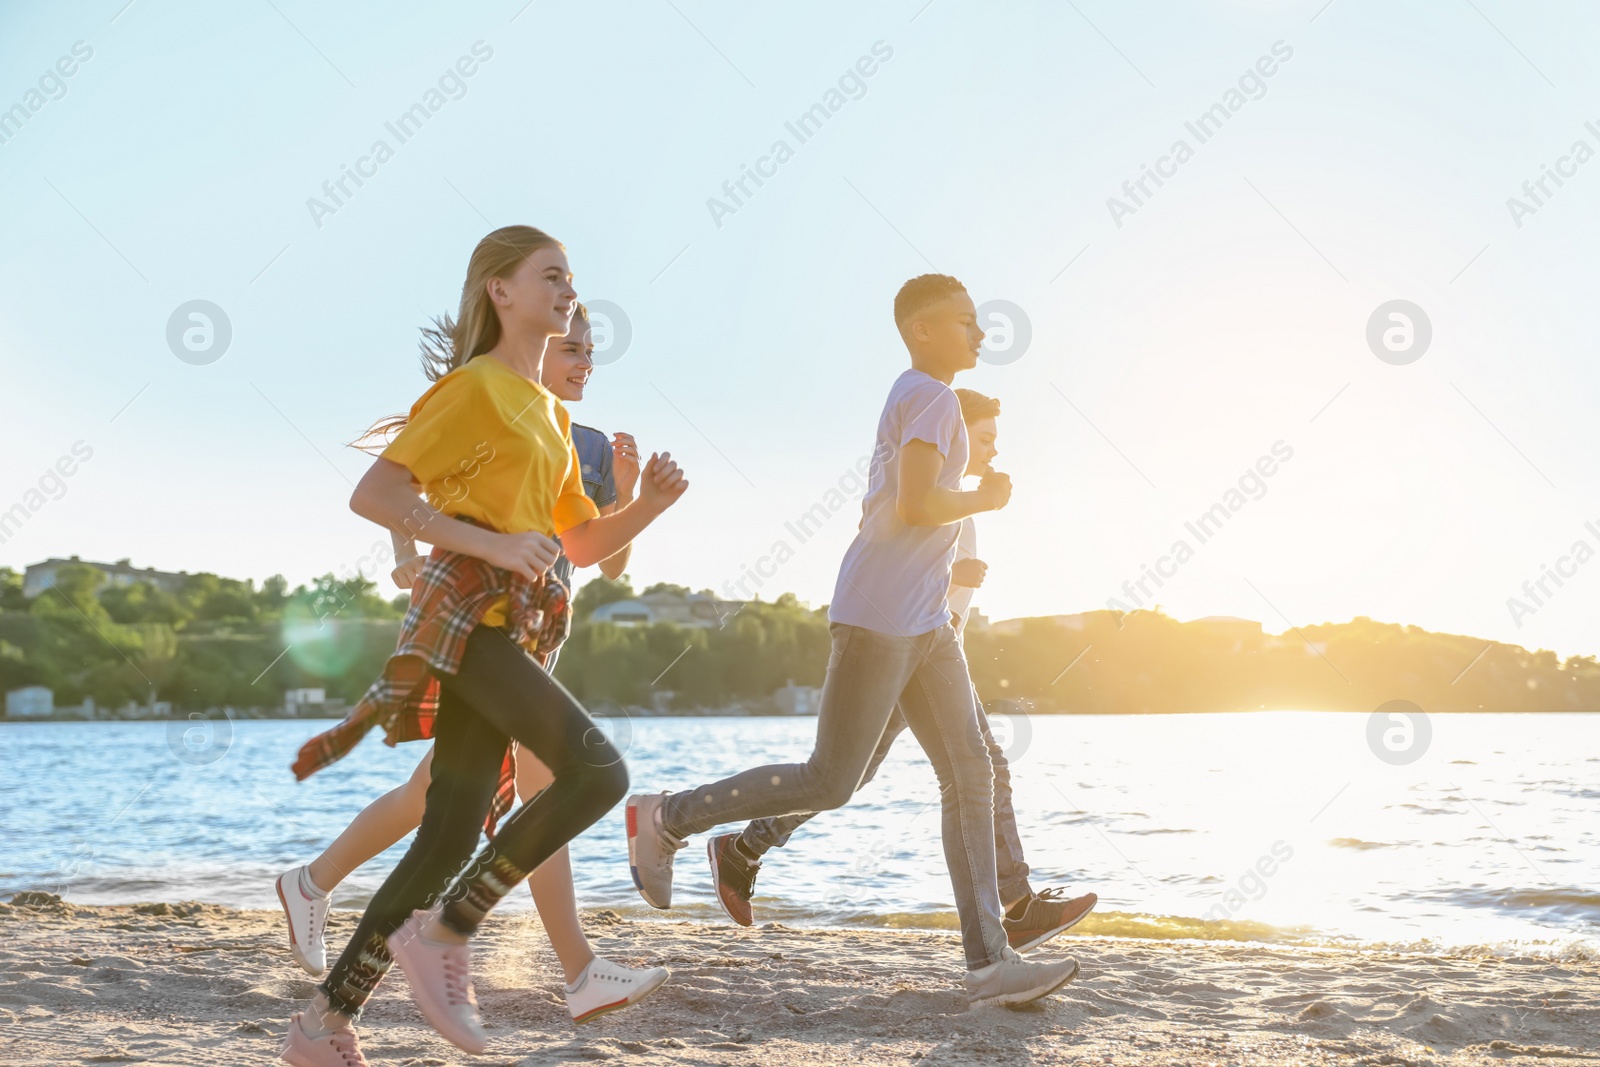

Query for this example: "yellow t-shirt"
[382,355,600,624]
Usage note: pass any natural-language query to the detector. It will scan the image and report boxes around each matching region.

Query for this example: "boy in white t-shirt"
[626,275,1081,1008]
[708,389,1097,952]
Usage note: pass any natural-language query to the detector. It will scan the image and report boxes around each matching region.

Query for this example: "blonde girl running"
[279,227,687,1066]
[276,305,662,1027]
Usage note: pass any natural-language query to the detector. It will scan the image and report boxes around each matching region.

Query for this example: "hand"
[976,471,1012,512]
[391,554,426,590]
[952,557,988,588]
[483,530,561,581]
[611,432,640,502]
[638,451,689,514]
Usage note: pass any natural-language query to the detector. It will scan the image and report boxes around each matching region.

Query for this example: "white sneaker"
[276,866,330,977]
[626,793,685,909]
[965,946,1079,1009]
[565,955,670,1024]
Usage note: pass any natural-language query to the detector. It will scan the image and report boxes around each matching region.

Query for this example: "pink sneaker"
[386,911,486,1054]
[279,1012,368,1066]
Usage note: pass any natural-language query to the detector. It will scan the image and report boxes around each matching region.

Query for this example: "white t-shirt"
[947,516,978,634]
[829,369,969,636]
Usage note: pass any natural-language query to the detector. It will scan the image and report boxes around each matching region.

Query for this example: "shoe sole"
[626,797,670,910]
[571,966,670,1025]
[275,873,326,978]
[1008,896,1098,955]
[969,958,1080,1009]
[706,838,753,928]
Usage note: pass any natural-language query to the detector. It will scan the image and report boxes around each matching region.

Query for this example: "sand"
[1,894,1597,1066]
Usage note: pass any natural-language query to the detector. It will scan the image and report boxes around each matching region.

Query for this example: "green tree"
[293,574,406,624]
[101,581,188,626]
[29,564,148,706]
[553,593,830,710]
[0,567,26,611]
[0,637,31,693]
[177,572,222,617]
[258,574,290,616]
[572,574,635,622]
[198,581,260,623]
[133,623,180,704]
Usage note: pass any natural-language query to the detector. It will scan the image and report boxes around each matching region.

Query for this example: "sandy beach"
[2,893,1596,1067]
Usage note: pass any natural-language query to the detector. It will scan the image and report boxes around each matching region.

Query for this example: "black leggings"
[320,625,628,1018]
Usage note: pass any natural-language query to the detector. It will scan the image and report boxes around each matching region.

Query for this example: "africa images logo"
[706,41,893,229]
[1106,41,1294,228]
[305,42,494,229]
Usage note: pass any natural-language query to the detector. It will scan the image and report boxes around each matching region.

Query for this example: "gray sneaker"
[965,946,1080,1008]
[626,792,685,909]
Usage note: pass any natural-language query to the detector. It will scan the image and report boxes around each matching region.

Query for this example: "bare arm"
[350,457,560,580]
[597,433,639,579]
[389,528,425,589]
[596,503,631,580]
[895,441,1010,527]
[560,452,687,569]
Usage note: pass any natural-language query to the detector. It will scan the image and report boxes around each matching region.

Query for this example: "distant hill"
[963,610,1600,714]
[2,566,1594,715]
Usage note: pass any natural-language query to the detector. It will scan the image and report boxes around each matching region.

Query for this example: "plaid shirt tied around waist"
[291,545,571,836]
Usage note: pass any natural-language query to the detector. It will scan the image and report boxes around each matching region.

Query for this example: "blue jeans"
[737,698,1033,907]
[662,622,1008,970]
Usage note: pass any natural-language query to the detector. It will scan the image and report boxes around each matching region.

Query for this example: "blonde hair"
[355,226,563,451]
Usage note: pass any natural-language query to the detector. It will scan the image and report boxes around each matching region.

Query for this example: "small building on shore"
[107,700,173,720]
[57,697,97,719]
[773,680,820,715]
[284,688,328,716]
[23,556,186,598]
[588,590,745,629]
[5,686,53,719]
[990,612,1095,636]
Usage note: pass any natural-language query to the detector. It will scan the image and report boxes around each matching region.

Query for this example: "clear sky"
[2,0,1596,661]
